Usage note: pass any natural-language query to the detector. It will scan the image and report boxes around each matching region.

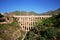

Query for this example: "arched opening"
[29,27,30,30]
[27,27,28,30]
[25,27,26,30]
[23,26,24,28]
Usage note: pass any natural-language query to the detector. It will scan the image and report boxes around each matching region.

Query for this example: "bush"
[46,27,57,38]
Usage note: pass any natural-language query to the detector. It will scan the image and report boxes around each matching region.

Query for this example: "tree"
[46,27,57,38]
[0,13,4,18]
[40,37,46,40]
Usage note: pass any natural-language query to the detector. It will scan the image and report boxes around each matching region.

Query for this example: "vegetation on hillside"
[0,17,21,40]
[24,14,60,40]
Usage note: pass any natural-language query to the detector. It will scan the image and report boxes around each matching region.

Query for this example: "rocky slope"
[0,17,25,40]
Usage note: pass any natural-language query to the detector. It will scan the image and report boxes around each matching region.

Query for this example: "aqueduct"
[13,15,51,31]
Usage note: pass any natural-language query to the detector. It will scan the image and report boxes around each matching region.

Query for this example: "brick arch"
[13,15,51,31]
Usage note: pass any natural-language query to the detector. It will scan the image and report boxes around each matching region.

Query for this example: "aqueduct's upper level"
[13,15,51,31]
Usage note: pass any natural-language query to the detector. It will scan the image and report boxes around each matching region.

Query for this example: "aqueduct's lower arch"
[13,15,51,31]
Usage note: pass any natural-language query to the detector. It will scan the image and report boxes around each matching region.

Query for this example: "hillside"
[0,16,25,40]
[8,11,39,15]
[40,8,60,15]
[3,8,60,16]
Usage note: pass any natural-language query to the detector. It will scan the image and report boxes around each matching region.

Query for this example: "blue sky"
[0,0,60,14]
